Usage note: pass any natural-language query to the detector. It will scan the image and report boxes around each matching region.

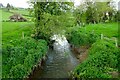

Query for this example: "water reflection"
[30,34,79,78]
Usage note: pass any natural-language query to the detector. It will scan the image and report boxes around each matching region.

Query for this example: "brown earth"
[71,45,89,63]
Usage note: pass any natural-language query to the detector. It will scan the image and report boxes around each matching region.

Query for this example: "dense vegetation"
[1,0,119,79]
[67,22,119,78]
[67,27,99,46]
[2,8,48,78]
[31,2,75,43]
[72,39,118,78]
[67,23,118,46]
[2,37,47,78]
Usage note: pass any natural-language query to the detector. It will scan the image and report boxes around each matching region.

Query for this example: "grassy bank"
[68,22,119,78]
[2,21,49,78]
[72,39,119,78]
[67,22,118,47]
[2,37,48,78]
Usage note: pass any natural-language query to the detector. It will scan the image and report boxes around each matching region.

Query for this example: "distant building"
[9,14,27,22]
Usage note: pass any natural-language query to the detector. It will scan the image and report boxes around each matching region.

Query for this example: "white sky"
[0,0,119,9]
[0,0,29,8]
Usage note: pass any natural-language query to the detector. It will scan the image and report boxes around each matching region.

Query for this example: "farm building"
[9,14,27,22]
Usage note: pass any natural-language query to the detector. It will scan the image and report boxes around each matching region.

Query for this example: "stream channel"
[29,34,79,78]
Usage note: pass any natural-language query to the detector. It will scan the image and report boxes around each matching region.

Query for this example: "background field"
[2,22,34,43]
[79,23,118,38]
[1,9,32,21]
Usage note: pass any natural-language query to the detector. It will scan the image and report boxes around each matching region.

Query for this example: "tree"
[73,2,87,26]
[0,3,4,8]
[114,10,120,22]
[95,1,116,22]
[31,2,74,42]
[85,1,99,24]
[6,3,11,11]
[73,0,116,25]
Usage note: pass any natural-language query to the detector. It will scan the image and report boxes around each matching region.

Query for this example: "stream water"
[29,34,79,78]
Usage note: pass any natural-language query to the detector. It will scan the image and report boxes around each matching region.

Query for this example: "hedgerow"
[2,37,48,78]
[72,39,118,78]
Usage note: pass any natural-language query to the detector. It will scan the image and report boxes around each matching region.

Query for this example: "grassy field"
[2,22,34,43]
[10,9,29,16]
[1,9,32,21]
[1,8,34,43]
[0,9,13,21]
[80,23,118,38]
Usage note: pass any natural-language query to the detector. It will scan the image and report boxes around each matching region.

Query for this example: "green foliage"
[114,11,120,21]
[88,39,119,57]
[73,1,117,25]
[33,2,74,42]
[73,4,87,25]
[68,28,99,46]
[72,39,118,78]
[6,3,11,11]
[2,37,48,78]
[9,64,27,78]
[33,12,75,41]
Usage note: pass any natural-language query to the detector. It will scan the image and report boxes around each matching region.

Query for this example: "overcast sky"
[0,0,119,9]
[0,0,29,8]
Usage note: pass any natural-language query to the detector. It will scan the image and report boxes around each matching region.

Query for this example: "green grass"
[1,9,13,21]
[11,9,29,16]
[10,9,32,20]
[1,9,32,21]
[80,23,118,38]
[67,22,118,47]
[2,22,34,43]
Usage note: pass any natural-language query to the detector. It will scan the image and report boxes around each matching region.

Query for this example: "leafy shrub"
[68,29,99,46]
[9,64,27,78]
[72,39,118,78]
[2,37,48,78]
[24,54,35,69]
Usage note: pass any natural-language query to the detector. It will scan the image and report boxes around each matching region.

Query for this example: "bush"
[2,37,48,78]
[72,39,118,78]
[9,64,27,78]
[68,29,99,46]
